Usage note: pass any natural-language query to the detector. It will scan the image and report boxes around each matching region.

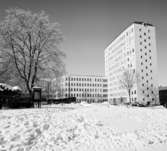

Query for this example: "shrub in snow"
[0,83,21,94]
[0,83,33,109]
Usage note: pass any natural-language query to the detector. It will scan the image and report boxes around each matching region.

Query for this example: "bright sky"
[0,0,167,85]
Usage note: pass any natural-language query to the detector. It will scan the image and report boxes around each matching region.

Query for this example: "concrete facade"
[60,75,108,102]
[105,22,159,105]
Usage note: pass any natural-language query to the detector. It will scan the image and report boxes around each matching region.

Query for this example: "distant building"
[38,78,58,99]
[105,22,159,105]
[159,86,167,106]
[60,75,108,102]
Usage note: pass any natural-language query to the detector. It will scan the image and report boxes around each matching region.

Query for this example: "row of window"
[141,78,152,84]
[139,35,151,40]
[139,42,151,47]
[65,88,107,93]
[109,89,137,96]
[140,55,152,60]
[141,68,153,73]
[65,93,108,98]
[141,62,152,66]
[131,90,136,95]
[143,98,155,101]
[139,28,150,33]
[140,49,151,53]
[65,83,107,87]
[66,77,107,82]
[126,49,135,55]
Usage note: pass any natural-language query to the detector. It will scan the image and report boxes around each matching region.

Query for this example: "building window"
[140,49,142,52]
[144,33,146,36]
[139,28,141,31]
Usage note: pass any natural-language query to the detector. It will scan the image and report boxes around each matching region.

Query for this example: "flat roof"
[105,21,154,52]
[159,86,167,91]
[133,21,153,26]
[64,74,107,78]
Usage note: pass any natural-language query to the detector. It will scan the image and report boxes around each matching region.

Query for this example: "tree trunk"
[128,89,131,104]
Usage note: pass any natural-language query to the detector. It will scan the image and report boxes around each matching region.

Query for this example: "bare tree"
[40,79,52,99]
[82,90,88,102]
[58,87,65,98]
[0,8,65,96]
[39,78,59,100]
[0,54,12,82]
[119,69,137,104]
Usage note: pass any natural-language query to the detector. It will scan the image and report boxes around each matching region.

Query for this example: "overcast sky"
[0,0,167,85]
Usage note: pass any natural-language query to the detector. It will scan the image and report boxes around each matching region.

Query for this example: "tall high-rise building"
[60,75,108,102]
[105,22,159,105]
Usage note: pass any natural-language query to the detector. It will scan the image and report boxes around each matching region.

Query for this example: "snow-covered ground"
[0,103,167,151]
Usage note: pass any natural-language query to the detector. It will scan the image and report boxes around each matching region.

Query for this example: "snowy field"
[0,103,167,151]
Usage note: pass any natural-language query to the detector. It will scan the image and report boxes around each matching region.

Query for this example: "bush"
[47,97,76,104]
[6,95,34,109]
[0,92,34,109]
